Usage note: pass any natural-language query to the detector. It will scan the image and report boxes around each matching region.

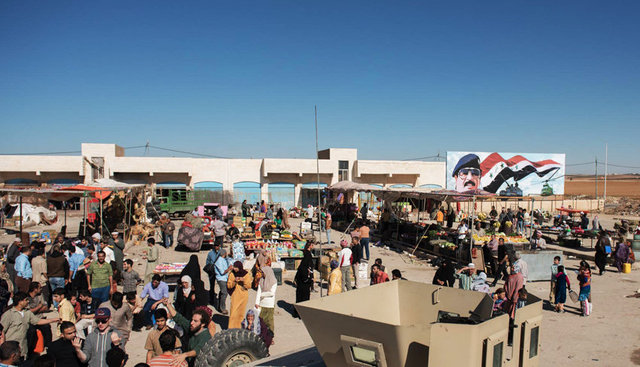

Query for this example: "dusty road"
[2,214,640,366]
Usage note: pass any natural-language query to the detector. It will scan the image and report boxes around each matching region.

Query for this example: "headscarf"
[181,255,202,284]
[256,250,270,268]
[181,275,192,297]
[472,272,491,293]
[256,250,276,291]
[232,261,248,277]
[330,260,339,270]
[241,308,261,335]
[295,245,314,285]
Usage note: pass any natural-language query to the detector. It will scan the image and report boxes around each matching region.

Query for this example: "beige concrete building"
[0,143,445,208]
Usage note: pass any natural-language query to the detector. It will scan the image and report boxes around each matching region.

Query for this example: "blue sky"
[1,1,638,174]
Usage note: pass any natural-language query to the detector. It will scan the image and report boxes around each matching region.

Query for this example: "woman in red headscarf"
[227,261,253,329]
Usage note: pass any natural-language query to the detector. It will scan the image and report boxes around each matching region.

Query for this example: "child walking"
[554,265,571,313]
[549,256,561,303]
[578,263,592,316]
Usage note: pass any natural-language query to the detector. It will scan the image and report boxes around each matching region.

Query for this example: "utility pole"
[314,105,323,297]
[604,143,608,204]
[595,157,598,200]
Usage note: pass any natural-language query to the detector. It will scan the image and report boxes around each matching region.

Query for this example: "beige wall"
[0,143,446,206]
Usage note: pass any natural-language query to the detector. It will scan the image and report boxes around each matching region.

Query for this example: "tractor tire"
[195,328,269,367]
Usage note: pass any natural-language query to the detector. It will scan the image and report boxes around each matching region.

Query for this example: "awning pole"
[19,196,23,239]
[100,191,103,238]
[83,193,87,237]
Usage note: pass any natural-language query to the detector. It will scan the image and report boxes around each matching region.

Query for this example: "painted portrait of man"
[452,153,482,192]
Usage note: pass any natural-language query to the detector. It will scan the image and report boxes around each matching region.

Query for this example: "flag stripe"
[480,153,560,174]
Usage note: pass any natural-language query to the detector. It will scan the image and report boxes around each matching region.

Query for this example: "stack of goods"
[423,230,447,240]
[472,234,529,244]
[244,240,295,250]
[240,231,255,240]
[289,249,304,257]
[280,230,293,240]
[233,216,245,228]
[154,263,186,274]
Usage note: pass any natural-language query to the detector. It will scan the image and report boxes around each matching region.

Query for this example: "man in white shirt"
[338,240,352,292]
[457,221,468,245]
[101,240,116,264]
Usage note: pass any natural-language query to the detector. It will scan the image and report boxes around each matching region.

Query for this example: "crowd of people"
[0,201,637,366]
[0,219,281,367]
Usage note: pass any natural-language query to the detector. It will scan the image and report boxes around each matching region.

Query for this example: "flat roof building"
[0,143,445,208]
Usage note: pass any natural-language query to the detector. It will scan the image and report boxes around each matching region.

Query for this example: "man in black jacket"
[47,321,84,367]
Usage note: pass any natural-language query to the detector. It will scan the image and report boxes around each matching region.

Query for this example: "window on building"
[91,157,104,180]
[338,160,349,181]
[529,326,539,358]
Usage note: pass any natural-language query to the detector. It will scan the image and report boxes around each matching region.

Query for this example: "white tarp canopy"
[327,181,383,193]
[90,178,145,189]
[8,203,57,225]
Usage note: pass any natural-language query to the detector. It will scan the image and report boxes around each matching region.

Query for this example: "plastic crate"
[284,258,296,271]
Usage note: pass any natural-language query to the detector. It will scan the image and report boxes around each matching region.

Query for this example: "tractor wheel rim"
[225,352,254,367]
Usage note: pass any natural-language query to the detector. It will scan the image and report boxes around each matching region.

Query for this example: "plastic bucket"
[623,263,632,274]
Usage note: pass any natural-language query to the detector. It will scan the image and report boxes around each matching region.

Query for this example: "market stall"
[152,262,186,288]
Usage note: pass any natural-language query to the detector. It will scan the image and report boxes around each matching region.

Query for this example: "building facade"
[0,144,445,208]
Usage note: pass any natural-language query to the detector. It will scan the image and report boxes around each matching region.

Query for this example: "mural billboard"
[446,152,565,196]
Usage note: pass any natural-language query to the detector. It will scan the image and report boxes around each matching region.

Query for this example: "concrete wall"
[0,143,445,207]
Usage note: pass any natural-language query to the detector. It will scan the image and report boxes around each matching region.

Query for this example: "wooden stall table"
[153,262,186,289]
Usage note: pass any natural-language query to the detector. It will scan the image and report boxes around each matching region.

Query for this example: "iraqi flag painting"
[446,152,565,196]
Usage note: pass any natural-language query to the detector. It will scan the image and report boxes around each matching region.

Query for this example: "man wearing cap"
[99,292,132,349]
[108,232,125,273]
[77,307,123,367]
[90,233,102,252]
[452,153,483,193]
[454,263,477,291]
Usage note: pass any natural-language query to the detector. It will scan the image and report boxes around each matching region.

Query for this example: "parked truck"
[195,280,543,367]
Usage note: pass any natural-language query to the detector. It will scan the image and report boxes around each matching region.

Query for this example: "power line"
[3,150,82,155]
[147,145,228,159]
[402,155,445,161]
[606,163,640,169]
[565,161,594,166]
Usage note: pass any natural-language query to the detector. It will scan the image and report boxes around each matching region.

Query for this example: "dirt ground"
[565,175,640,198]
[2,214,640,366]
